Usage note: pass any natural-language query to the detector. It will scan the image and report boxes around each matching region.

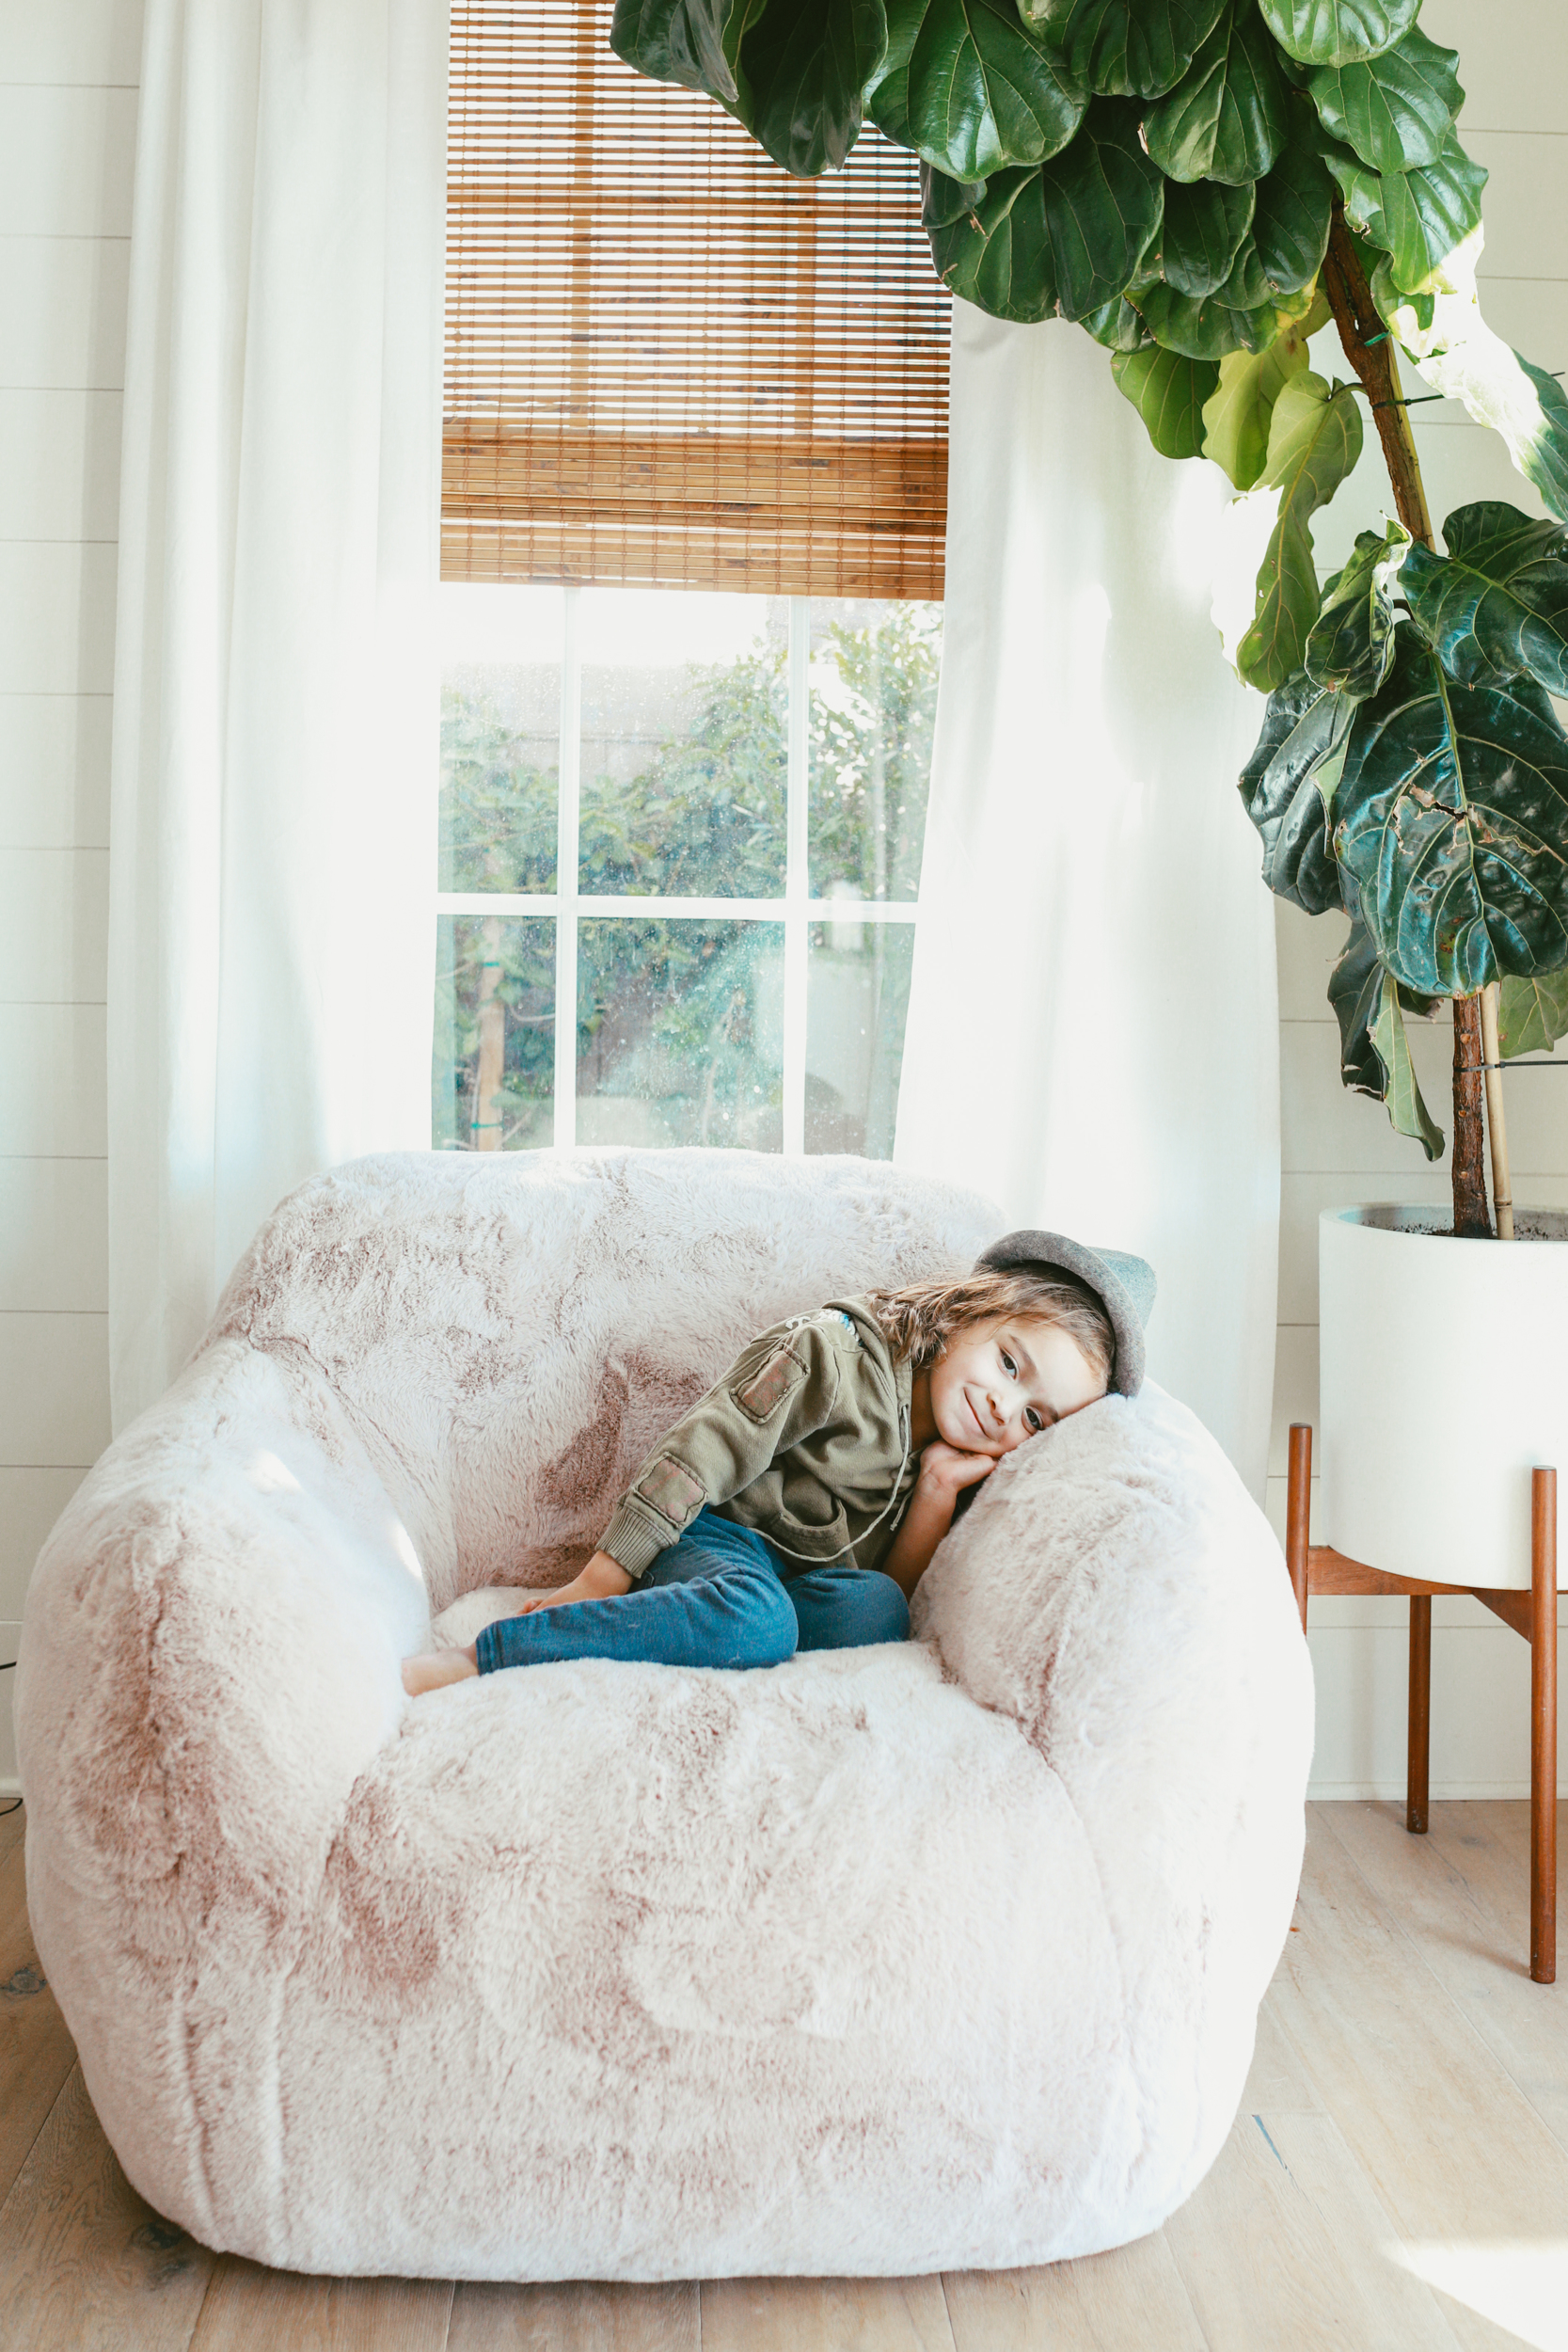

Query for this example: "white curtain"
[896,304,1279,1493]
[108,0,448,1430]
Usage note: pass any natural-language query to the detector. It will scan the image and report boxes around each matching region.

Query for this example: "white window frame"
[436,589,922,1155]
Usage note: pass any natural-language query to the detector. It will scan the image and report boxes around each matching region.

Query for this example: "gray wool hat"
[974,1229,1157,1398]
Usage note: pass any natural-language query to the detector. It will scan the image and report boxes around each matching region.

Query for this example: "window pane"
[578,917,783,1150]
[806,919,915,1159]
[434,913,555,1151]
[809,600,942,904]
[438,585,561,892]
[578,589,787,898]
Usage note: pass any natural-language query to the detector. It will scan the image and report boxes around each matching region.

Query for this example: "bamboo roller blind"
[442,0,950,598]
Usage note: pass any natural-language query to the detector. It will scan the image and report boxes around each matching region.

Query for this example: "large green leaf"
[1157,176,1255,296]
[1200,306,1317,487]
[740,0,889,174]
[1376,134,1487,295]
[1415,343,1568,527]
[1497,972,1568,1059]
[611,0,739,98]
[1319,133,1384,239]
[1512,358,1568,526]
[1236,372,1364,691]
[1258,0,1418,69]
[927,97,1163,321]
[1142,0,1291,185]
[1368,967,1446,1157]
[1402,502,1568,696]
[1210,233,1272,313]
[1325,911,1444,1153]
[1372,261,1568,526]
[1305,519,1411,699]
[1237,664,1352,912]
[1325,131,1485,294]
[1082,290,1155,348]
[1132,276,1281,358]
[1110,344,1220,456]
[920,161,987,226]
[1327,907,1386,1094]
[1333,623,1568,997]
[1053,0,1227,100]
[1302,26,1462,173]
[868,0,1085,176]
[1248,110,1335,292]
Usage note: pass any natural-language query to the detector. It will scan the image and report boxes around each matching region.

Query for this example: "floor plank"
[447,2279,696,2351]
[700,2275,956,2352]
[0,1790,24,1866]
[0,2063,215,2352]
[1328,1802,1568,2158]
[1164,2010,1470,2352]
[188,2258,454,2351]
[1427,1797,1568,1979]
[0,1818,78,2202]
[1271,1814,1568,2244]
[944,2237,1206,2352]
[1239,2010,1468,2344]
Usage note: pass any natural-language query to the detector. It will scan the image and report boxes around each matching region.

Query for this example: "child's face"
[926,1312,1107,1457]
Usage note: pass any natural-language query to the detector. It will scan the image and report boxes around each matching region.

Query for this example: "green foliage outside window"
[433,606,941,1152]
[812,604,940,901]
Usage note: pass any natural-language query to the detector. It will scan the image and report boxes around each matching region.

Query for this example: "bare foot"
[402,1644,479,1697]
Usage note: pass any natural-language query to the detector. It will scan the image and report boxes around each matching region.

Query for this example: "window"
[434,586,942,1154]
[436,1,949,1158]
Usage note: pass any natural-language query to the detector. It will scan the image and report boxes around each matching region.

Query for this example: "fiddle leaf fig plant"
[611,0,1568,1238]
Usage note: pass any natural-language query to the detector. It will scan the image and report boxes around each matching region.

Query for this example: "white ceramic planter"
[1319,1205,1568,1590]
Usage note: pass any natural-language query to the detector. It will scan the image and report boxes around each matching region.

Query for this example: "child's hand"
[882,1444,996,1600]
[916,1440,998,1500]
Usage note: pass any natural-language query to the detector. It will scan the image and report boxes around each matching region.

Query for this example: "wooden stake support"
[1287,1423,1558,1982]
[1480,981,1515,1241]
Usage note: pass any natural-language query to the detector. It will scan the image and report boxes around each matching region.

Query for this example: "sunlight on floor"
[1391,2240,1568,2349]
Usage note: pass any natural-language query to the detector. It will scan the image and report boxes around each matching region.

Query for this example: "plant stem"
[1321,207,1495,1238]
[1321,208,1434,548]
[1450,1012,1492,1235]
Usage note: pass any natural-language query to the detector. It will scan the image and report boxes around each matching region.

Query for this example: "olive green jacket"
[600,1298,917,1580]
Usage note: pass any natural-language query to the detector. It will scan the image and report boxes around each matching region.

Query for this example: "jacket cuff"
[600,1498,675,1581]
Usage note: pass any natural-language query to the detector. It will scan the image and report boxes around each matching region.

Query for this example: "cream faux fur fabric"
[16,1149,1312,2280]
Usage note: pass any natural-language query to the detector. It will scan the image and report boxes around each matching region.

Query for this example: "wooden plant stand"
[1287,1424,1560,1983]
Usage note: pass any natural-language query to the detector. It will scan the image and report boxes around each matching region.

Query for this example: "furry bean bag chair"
[17,1149,1312,2280]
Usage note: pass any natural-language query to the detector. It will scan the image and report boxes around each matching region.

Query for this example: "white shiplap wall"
[1271,0,1568,1795]
[0,1,139,1785]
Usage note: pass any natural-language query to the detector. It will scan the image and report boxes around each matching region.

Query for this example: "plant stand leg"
[1532,1467,1557,1985]
[1407,1595,1431,1836]
[1287,1423,1311,1634]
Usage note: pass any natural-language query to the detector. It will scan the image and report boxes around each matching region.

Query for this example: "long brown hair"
[863,1266,1115,1384]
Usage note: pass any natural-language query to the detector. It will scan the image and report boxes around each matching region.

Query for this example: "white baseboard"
[0,1776,20,1801]
[1308,1780,1568,1802]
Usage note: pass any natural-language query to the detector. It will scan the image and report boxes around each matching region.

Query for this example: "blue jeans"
[474,1506,909,1675]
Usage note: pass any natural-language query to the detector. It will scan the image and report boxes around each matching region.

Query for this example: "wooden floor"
[4,1800,1566,2351]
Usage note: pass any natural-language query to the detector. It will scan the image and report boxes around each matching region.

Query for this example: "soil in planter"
[1378,1216,1564,1242]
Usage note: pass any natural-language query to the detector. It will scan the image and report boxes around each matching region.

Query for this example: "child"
[402,1228,1154,1696]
